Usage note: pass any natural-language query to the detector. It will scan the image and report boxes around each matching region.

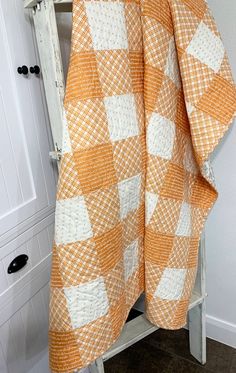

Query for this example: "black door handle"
[17,65,28,75]
[30,65,40,75]
[8,254,29,274]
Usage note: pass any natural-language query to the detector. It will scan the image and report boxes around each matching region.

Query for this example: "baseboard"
[206,314,236,348]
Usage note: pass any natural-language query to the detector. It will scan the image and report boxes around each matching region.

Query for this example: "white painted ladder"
[23,1,207,371]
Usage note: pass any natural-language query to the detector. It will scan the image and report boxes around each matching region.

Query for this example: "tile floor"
[105,312,236,372]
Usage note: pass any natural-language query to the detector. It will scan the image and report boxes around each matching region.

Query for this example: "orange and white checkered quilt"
[49,0,236,371]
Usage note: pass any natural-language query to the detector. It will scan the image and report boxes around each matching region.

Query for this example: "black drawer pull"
[8,254,29,274]
[30,65,40,75]
[17,66,28,75]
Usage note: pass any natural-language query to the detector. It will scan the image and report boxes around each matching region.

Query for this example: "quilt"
[49,0,236,371]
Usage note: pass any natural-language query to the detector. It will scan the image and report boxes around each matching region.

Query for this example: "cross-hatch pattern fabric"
[49,0,236,371]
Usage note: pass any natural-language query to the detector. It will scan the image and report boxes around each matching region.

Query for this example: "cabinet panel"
[0,1,57,241]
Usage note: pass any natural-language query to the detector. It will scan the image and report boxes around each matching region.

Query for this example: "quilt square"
[71,2,93,53]
[96,50,132,96]
[125,3,143,51]
[94,224,123,274]
[142,0,173,34]
[66,98,110,151]
[64,277,109,329]
[55,196,93,245]
[144,65,164,111]
[182,0,207,19]
[124,239,139,281]
[160,163,185,200]
[154,75,179,122]
[112,135,144,181]
[85,1,128,50]
[150,197,182,235]
[129,52,144,93]
[105,94,139,142]
[145,229,174,267]
[118,174,141,219]
[196,75,236,124]
[146,154,169,195]
[49,330,83,370]
[85,185,120,236]
[142,17,171,70]
[154,268,187,300]
[145,191,159,226]
[165,37,181,88]
[56,153,83,200]
[176,202,192,237]
[65,52,103,102]
[147,113,176,160]
[57,240,101,286]
[187,21,224,72]
[74,143,118,194]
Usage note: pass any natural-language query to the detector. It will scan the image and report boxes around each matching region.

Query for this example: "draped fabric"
[49,0,236,371]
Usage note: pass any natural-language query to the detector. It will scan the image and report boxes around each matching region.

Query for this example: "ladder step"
[103,291,204,362]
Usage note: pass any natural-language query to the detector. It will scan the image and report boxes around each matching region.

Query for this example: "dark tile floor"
[105,311,236,373]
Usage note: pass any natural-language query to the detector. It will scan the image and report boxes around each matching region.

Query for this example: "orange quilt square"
[96,50,132,96]
[149,197,182,235]
[129,52,144,93]
[94,224,123,274]
[125,3,143,51]
[85,185,120,236]
[160,163,185,200]
[65,52,103,103]
[74,143,117,194]
[49,330,83,372]
[142,0,173,34]
[189,174,217,209]
[145,229,174,267]
[187,237,199,267]
[197,75,236,124]
[175,91,191,134]
[144,65,164,112]
[112,136,144,181]
[182,0,207,19]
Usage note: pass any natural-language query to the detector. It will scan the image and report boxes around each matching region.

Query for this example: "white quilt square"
[147,113,176,160]
[154,268,187,300]
[176,202,192,237]
[64,277,109,329]
[165,37,181,88]
[55,196,93,245]
[145,191,159,225]
[124,239,139,281]
[187,22,224,72]
[118,174,141,219]
[104,94,139,142]
[85,1,128,50]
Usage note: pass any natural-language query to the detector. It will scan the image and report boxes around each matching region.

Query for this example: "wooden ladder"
[23,1,207,371]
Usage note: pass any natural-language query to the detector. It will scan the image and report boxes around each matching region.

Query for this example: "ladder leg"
[90,358,105,373]
[189,233,207,364]
[189,300,206,364]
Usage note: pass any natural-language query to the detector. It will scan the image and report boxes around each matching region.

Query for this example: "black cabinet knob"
[8,254,29,274]
[30,65,40,75]
[17,65,28,75]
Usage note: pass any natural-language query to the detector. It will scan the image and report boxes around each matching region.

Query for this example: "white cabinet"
[0,1,56,372]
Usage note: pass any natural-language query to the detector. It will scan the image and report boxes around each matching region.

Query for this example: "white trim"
[206,314,236,349]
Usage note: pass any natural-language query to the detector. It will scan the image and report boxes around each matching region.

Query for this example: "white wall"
[205,0,236,348]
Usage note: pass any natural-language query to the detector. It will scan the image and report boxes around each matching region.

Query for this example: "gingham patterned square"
[85,1,128,50]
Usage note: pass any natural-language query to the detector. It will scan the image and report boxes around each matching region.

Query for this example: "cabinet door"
[0,0,57,245]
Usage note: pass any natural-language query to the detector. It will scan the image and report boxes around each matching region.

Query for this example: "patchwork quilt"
[49,0,236,371]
